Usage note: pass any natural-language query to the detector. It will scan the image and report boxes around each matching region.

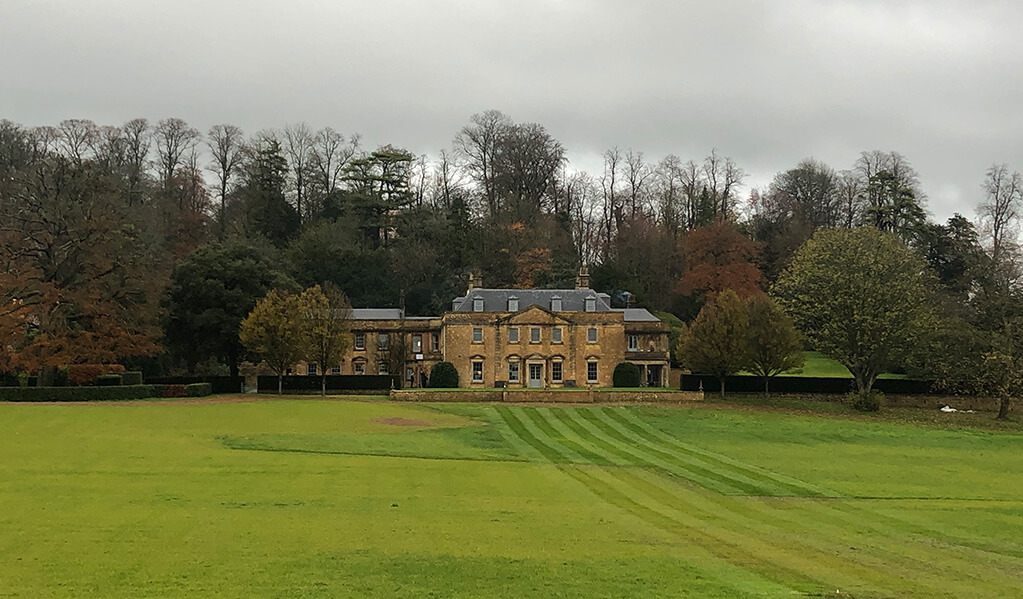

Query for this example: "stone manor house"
[296,269,670,388]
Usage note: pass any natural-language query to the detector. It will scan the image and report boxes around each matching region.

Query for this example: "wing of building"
[293,268,670,388]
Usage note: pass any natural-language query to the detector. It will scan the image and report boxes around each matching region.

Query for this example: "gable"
[499,305,572,325]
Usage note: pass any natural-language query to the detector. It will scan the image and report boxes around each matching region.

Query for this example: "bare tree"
[654,154,685,237]
[600,146,624,254]
[431,149,467,211]
[310,127,360,196]
[154,118,200,189]
[122,118,151,205]
[624,149,652,219]
[769,158,839,228]
[56,119,99,163]
[455,109,511,220]
[207,124,245,239]
[978,163,1023,264]
[283,123,315,221]
[703,149,745,216]
[835,170,864,228]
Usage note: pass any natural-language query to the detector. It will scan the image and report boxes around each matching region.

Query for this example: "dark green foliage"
[612,362,641,387]
[0,371,19,387]
[121,371,144,386]
[52,368,70,387]
[237,139,299,247]
[0,383,212,402]
[95,374,123,386]
[429,362,459,388]
[851,390,884,412]
[163,241,294,375]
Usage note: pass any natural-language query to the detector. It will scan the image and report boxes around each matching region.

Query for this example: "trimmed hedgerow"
[0,383,213,402]
[121,371,144,386]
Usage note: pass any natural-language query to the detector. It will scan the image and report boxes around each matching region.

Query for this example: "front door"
[528,364,543,388]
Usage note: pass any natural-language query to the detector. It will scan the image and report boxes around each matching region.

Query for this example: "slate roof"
[451,288,613,313]
[618,308,662,322]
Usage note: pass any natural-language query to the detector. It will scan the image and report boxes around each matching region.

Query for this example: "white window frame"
[431,333,439,352]
[354,362,366,375]
[412,334,423,353]
[508,327,519,343]
[472,360,484,382]
[472,327,483,343]
[330,365,341,375]
[354,333,365,351]
[587,361,598,384]
[551,327,563,344]
[551,361,563,383]
[473,297,484,312]
[508,360,520,383]
[551,297,562,311]
[307,363,317,376]
[530,327,541,344]
[587,327,598,343]
[378,333,389,350]
[628,334,638,351]
[585,297,596,312]
[378,361,389,375]
[508,298,519,311]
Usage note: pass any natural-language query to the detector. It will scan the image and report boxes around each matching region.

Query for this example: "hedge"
[0,383,213,402]
[256,375,398,393]
[147,376,242,394]
[679,374,935,395]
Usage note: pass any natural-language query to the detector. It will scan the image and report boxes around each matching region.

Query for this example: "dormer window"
[507,297,519,312]
[473,297,484,312]
[551,296,562,311]
[585,297,596,312]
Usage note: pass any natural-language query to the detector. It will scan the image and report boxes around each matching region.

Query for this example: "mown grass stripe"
[556,407,1007,595]
[550,407,751,495]
[535,408,636,468]
[608,407,838,497]
[613,467,985,599]
[495,407,804,597]
[575,407,779,496]
[520,407,610,465]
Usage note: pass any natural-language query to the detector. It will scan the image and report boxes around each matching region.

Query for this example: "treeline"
[0,112,1021,385]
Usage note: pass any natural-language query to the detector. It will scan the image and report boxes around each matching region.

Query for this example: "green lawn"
[1,397,1021,597]
[763,351,907,379]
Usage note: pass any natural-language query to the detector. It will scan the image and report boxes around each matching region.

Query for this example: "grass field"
[2,397,1021,598]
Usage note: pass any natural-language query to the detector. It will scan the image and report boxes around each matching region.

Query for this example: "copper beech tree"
[677,218,764,303]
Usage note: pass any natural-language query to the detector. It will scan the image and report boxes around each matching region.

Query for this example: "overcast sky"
[3,0,1022,220]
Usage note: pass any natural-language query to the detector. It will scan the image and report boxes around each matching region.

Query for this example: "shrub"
[0,372,18,387]
[121,371,144,386]
[612,362,641,388]
[851,390,884,412]
[95,374,123,386]
[53,368,70,387]
[67,364,125,386]
[186,383,213,397]
[429,362,459,388]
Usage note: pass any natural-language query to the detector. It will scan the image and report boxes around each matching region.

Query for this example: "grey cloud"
[2,0,1021,220]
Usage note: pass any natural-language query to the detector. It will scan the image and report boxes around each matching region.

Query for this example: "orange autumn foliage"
[677,218,765,301]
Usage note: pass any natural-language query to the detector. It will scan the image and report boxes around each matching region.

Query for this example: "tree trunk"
[997,395,1010,420]
[321,372,327,397]
[719,377,726,399]
[277,373,283,395]
[764,376,770,399]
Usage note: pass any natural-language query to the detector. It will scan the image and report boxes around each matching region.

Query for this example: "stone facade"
[292,272,670,388]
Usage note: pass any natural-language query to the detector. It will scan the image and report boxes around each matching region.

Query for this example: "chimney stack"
[467,272,480,293]
[575,265,590,290]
